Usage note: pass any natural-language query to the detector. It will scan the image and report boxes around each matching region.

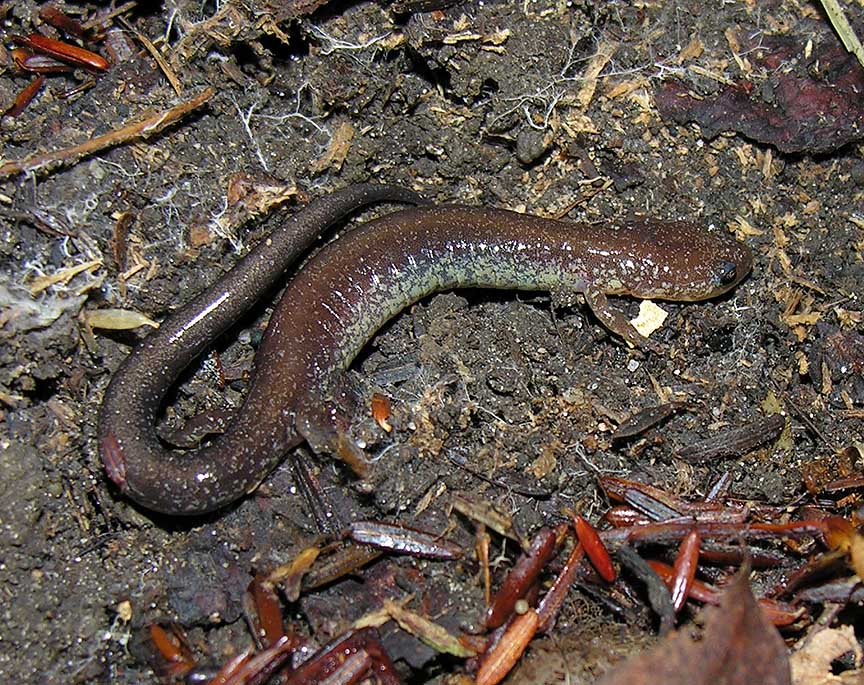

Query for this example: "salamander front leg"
[581,286,664,353]
[294,388,370,478]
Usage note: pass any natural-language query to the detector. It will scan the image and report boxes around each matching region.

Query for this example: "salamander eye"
[714,260,738,287]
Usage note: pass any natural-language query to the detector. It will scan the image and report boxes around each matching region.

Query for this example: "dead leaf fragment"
[219,172,301,233]
[677,35,704,63]
[86,308,159,331]
[188,223,216,248]
[574,41,618,112]
[442,30,483,44]
[312,121,354,174]
[28,259,102,296]
[655,36,864,154]
[267,546,320,602]
[484,28,510,46]
[850,533,864,579]
[383,599,476,658]
[790,625,862,685]
[630,300,668,338]
[530,445,557,480]
[596,571,790,685]
[730,215,764,237]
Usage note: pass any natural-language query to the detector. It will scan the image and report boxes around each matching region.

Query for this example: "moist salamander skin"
[98,183,425,514]
[99,196,753,516]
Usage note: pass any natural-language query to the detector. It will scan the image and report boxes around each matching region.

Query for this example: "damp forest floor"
[1,1,863,683]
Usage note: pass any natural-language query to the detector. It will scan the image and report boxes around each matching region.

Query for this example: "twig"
[118,16,183,96]
[82,1,139,32]
[0,88,214,179]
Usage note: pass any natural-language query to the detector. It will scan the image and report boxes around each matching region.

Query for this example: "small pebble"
[516,128,549,165]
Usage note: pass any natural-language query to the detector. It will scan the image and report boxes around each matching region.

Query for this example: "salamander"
[98,186,752,515]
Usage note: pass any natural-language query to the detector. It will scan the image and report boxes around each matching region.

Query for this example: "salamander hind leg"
[294,384,370,478]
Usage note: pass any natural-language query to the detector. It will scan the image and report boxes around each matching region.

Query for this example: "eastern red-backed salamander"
[98,185,752,515]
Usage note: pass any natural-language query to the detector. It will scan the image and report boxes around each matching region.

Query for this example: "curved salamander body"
[99,194,752,515]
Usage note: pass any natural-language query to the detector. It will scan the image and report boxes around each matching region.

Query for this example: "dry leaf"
[606,78,647,100]
[381,599,476,658]
[850,533,864,579]
[530,447,556,480]
[730,215,764,237]
[86,308,158,330]
[631,300,668,338]
[677,35,704,63]
[312,121,354,174]
[574,41,618,112]
[216,172,301,234]
[28,259,102,295]
[596,571,790,685]
[790,626,862,685]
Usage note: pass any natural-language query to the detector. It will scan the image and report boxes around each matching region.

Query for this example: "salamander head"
[592,220,753,301]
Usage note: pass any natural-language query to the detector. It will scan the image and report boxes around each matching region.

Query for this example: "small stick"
[0,87,214,179]
[118,16,183,95]
[82,1,139,32]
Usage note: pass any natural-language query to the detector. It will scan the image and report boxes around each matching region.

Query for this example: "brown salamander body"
[99,190,752,515]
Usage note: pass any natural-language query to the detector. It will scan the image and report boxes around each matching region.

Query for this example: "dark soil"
[1,0,862,682]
